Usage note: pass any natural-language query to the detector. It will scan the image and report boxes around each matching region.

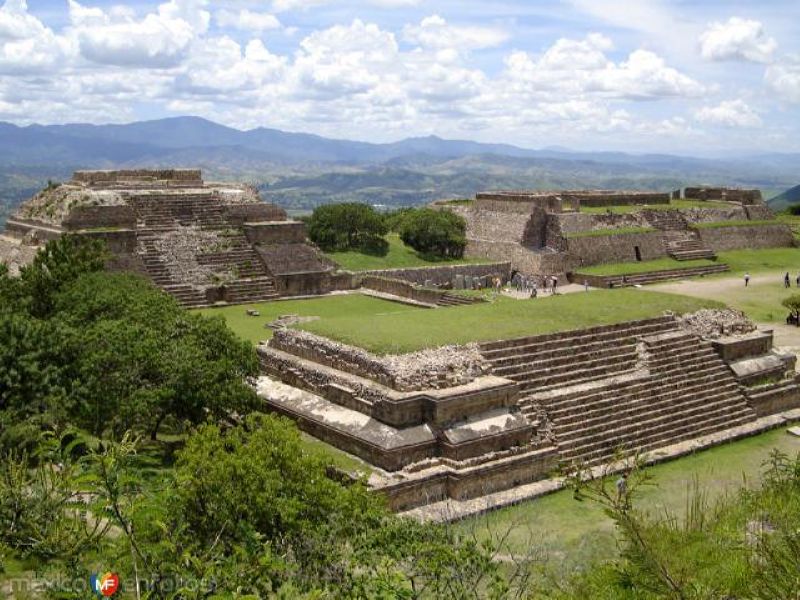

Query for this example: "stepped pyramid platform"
[257,311,800,512]
[1,169,335,306]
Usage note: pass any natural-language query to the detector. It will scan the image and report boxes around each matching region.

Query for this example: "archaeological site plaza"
[3,168,800,518]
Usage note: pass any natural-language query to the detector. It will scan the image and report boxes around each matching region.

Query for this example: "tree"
[54,272,260,438]
[19,235,108,318]
[307,202,388,252]
[783,294,800,326]
[398,208,467,258]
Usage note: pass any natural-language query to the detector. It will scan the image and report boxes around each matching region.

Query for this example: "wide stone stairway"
[643,209,716,260]
[131,193,279,306]
[480,317,756,467]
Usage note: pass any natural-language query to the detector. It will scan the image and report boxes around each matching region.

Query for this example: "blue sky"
[1,0,799,155]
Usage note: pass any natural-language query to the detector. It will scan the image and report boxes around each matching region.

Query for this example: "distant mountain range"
[0,116,798,215]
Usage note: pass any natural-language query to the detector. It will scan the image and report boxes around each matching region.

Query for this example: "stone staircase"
[437,292,481,307]
[576,263,730,288]
[643,209,716,260]
[131,193,227,230]
[663,230,716,261]
[480,318,756,467]
[132,194,280,307]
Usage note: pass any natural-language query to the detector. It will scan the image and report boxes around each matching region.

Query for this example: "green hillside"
[768,183,800,210]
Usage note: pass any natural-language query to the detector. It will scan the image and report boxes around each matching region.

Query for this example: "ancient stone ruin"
[257,310,800,514]
[1,169,337,306]
[439,187,793,286]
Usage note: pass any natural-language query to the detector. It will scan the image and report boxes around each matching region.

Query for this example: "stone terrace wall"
[62,205,136,230]
[561,191,670,207]
[566,230,667,266]
[269,329,488,391]
[744,205,775,220]
[361,275,444,305]
[463,208,529,242]
[555,211,650,235]
[684,187,763,204]
[73,169,202,185]
[244,221,306,244]
[697,224,794,252]
[475,193,563,213]
[465,241,576,277]
[222,203,287,225]
[680,206,748,224]
[360,262,511,286]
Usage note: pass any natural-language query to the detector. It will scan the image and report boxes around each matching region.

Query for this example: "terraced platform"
[572,263,730,288]
[480,317,757,467]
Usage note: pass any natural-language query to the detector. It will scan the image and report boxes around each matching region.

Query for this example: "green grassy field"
[325,233,488,271]
[458,426,800,578]
[577,257,718,276]
[692,219,779,229]
[716,247,800,275]
[299,289,721,354]
[565,226,656,238]
[579,199,731,215]
[195,293,420,345]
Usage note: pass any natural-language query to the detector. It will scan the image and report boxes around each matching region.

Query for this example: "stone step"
[554,381,743,442]
[492,341,638,375]
[500,347,638,383]
[561,405,753,466]
[534,362,734,419]
[481,318,677,359]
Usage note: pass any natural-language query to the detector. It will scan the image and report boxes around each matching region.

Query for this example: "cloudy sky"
[1,0,799,155]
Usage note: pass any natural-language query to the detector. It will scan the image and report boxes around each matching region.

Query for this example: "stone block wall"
[697,224,794,252]
[684,187,763,204]
[744,205,776,220]
[565,230,667,267]
[4,218,63,242]
[680,206,748,224]
[62,205,136,230]
[360,262,511,286]
[361,275,444,305]
[462,208,530,243]
[73,169,202,185]
[244,221,307,245]
[222,203,287,225]
[465,240,577,277]
[554,211,651,235]
[711,332,773,362]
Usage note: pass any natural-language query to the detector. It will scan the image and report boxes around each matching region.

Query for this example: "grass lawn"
[715,247,800,276]
[692,219,780,229]
[195,293,421,345]
[299,288,722,354]
[457,425,800,577]
[325,233,489,271]
[565,226,655,238]
[579,199,732,215]
[576,257,718,276]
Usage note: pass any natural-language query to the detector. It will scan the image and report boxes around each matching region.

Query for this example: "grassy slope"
[579,199,732,215]
[325,233,488,271]
[715,247,800,276]
[300,289,721,354]
[565,226,655,238]
[195,294,421,345]
[458,426,800,577]
[577,257,718,276]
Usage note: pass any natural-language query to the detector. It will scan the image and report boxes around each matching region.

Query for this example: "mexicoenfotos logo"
[90,572,120,597]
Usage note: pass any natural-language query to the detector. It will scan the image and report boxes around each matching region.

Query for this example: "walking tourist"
[552,275,558,293]
[744,272,750,287]
[785,272,791,288]
[584,279,589,292]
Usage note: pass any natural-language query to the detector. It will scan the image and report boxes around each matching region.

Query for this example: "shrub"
[398,208,466,258]
[307,203,388,252]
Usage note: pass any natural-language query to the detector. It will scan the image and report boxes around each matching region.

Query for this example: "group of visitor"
[510,273,559,298]
[745,272,800,288]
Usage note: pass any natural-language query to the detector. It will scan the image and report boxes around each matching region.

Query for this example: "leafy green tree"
[19,235,107,318]
[783,294,800,326]
[54,272,260,438]
[398,208,467,258]
[307,202,388,252]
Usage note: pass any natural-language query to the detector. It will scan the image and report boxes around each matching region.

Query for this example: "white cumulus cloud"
[699,17,776,63]
[216,8,281,31]
[766,57,800,104]
[403,15,509,50]
[695,99,761,127]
